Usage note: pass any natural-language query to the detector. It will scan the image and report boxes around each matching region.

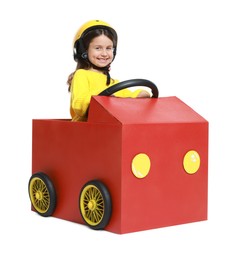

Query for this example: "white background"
[1,0,238,259]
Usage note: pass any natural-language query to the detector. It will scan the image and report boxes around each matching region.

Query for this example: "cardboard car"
[29,79,209,234]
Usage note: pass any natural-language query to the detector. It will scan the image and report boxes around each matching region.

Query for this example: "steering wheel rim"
[99,79,159,98]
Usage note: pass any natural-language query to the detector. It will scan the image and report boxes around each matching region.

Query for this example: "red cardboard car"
[29,79,208,234]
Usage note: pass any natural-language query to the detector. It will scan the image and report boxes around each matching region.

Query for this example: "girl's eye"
[94,47,113,51]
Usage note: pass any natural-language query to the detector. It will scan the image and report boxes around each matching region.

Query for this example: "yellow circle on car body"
[132,153,151,178]
[183,150,200,174]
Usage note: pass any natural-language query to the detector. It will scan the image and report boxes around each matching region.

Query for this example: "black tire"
[28,172,57,217]
[99,78,159,98]
[79,180,112,230]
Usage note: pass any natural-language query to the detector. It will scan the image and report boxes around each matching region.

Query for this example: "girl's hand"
[137,90,151,98]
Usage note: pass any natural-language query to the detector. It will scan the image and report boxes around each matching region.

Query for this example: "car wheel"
[79,180,112,230]
[28,172,57,217]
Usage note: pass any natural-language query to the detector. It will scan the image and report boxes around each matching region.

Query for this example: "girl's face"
[87,34,114,68]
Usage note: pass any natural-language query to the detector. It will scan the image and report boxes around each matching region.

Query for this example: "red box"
[31,96,208,234]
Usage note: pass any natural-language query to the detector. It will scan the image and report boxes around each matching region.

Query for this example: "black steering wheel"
[99,79,159,98]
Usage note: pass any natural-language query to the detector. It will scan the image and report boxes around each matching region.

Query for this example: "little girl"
[67,20,150,121]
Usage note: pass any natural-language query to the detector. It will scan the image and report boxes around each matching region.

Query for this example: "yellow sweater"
[70,69,142,121]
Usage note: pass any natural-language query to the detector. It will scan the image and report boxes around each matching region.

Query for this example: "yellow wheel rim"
[29,177,50,214]
[80,185,104,226]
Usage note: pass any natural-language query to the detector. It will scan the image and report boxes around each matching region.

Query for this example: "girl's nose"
[101,49,108,55]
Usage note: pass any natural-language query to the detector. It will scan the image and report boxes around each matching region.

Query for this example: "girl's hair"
[67,28,117,91]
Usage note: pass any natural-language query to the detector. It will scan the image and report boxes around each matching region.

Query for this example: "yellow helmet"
[73,19,118,61]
